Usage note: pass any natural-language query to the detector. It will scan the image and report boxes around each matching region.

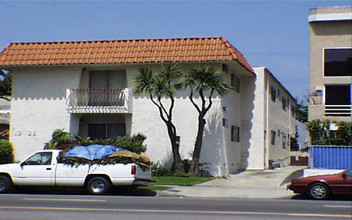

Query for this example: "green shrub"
[45,129,75,150]
[151,162,171,177]
[0,140,13,164]
[173,172,190,177]
[45,129,147,154]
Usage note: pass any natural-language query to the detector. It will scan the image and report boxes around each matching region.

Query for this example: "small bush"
[151,162,171,177]
[182,159,191,173]
[0,140,13,164]
[173,172,190,177]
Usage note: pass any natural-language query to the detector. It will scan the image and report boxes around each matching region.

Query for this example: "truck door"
[16,152,55,186]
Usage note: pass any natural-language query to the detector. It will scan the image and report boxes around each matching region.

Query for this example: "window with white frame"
[324,48,352,77]
[325,85,351,105]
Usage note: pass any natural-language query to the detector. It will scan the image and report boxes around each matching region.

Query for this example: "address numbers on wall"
[14,131,37,137]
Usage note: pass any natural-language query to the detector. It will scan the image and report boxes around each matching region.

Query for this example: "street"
[0,193,351,220]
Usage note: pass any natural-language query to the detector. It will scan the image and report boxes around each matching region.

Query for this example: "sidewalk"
[158,166,307,199]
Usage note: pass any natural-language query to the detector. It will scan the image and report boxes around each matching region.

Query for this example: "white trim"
[309,13,352,22]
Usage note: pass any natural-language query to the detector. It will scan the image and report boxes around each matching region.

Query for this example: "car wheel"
[308,182,329,200]
[0,176,13,193]
[87,177,111,195]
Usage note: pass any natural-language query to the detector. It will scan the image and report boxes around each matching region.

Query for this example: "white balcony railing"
[67,88,132,114]
[325,105,352,116]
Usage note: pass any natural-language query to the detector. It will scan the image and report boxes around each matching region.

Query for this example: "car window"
[23,152,52,165]
[345,170,352,178]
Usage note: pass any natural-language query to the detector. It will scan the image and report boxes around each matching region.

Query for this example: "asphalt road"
[0,193,351,220]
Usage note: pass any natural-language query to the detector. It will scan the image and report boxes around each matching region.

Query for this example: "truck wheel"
[0,176,12,193]
[87,177,111,195]
[308,182,329,200]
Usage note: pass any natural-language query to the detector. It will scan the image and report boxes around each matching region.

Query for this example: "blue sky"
[0,0,350,100]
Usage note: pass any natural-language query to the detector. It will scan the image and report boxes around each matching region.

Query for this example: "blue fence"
[309,145,352,169]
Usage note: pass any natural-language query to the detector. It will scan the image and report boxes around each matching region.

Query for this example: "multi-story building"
[0,36,296,175]
[309,6,352,122]
[248,67,296,169]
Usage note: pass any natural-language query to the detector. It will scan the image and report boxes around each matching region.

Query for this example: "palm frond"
[132,67,154,94]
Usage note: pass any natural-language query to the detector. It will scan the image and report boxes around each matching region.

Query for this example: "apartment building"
[248,67,297,169]
[309,6,352,122]
[0,36,298,174]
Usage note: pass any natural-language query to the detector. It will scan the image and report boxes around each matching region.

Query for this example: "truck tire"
[0,176,12,193]
[87,177,111,195]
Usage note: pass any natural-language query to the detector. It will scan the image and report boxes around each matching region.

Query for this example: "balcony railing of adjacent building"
[67,88,132,114]
[310,94,352,117]
[324,105,352,117]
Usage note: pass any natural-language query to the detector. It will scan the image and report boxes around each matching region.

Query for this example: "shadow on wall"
[201,102,226,176]
[240,76,255,171]
[310,22,352,36]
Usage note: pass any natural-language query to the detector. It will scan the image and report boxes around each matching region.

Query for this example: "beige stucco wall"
[309,7,352,122]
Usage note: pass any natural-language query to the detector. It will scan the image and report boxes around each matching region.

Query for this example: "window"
[271,131,276,145]
[278,89,281,97]
[23,152,52,165]
[222,118,228,127]
[88,123,126,139]
[282,135,287,149]
[324,48,352,77]
[282,97,287,111]
[222,64,228,73]
[325,85,351,105]
[271,86,276,102]
[291,105,295,117]
[89,70,126,88]
[231,126,240,142]
[231,74,240,93]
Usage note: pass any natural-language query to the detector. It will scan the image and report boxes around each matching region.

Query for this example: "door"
[332,170,352,194]
[15,152,54,186]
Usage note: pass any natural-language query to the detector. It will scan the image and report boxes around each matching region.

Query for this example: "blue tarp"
[64,145,124,160]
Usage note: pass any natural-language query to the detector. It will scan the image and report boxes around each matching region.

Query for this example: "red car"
[288,169,352,200]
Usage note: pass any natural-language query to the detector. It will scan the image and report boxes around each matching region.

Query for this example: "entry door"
[15,152,54,186]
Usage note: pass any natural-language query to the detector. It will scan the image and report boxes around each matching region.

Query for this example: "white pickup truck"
[0,150,152,194]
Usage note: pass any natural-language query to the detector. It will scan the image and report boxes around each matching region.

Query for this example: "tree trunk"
[166,122,184,173]
[190,117,206,176]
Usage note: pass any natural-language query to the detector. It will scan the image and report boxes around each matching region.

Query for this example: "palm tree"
[181,65,232,176]
[133,62,184,173]
[0,70,11,101]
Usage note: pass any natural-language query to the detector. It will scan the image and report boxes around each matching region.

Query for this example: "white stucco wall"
[247,68,265,170]
[10,66,82,160]
[250,67,296,170]
[9,62,254,176]
[127,64,236,176]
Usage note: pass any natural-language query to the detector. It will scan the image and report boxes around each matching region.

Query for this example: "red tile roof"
[0,37,253,72]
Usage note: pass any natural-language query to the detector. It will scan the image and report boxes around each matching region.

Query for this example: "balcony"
[67,88,132,114]
[325,105,352,117]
